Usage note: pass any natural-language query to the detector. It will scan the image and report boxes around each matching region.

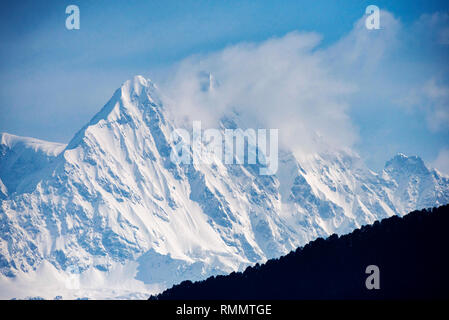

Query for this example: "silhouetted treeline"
[152,205,449,299]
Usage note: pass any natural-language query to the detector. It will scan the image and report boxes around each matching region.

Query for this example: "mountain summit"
[0,76,448,299]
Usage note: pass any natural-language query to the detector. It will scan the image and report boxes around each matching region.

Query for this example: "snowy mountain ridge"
[0,132,66,198]
[0,76,448,299]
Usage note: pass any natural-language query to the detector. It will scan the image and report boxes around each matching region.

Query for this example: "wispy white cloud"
[423,79,449,131]
[413,12,449,46]
[392,12,449,132]
[160,10,406,155]
[433,147,449,175]
[324,10,401,74]
[159,9,449,167]
[160,31,357,154]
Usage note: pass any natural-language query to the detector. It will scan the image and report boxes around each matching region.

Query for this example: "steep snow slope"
[0,76,448,299]
[0,178,7,199]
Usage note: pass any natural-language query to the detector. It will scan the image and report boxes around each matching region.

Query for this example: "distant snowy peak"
[383,152,448,184]
[384,153,430,176]
[382,153,449,214]
[0,132,66,157]
[0,132,66,194]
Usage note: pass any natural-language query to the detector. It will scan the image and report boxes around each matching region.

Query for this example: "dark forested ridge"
[152,205,449,300]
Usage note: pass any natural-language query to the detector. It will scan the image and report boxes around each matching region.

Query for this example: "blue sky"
[0,0,448,173]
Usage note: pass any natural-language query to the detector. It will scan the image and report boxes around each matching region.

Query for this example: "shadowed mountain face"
[0,76,448,298]
[153,205,449,300]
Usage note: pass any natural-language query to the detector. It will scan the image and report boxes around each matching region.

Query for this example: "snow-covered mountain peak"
[120,75,159,102]
[99,75,162,119]
[66,75,163,150]
[384,153,429,176]
[382,153,448,214]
